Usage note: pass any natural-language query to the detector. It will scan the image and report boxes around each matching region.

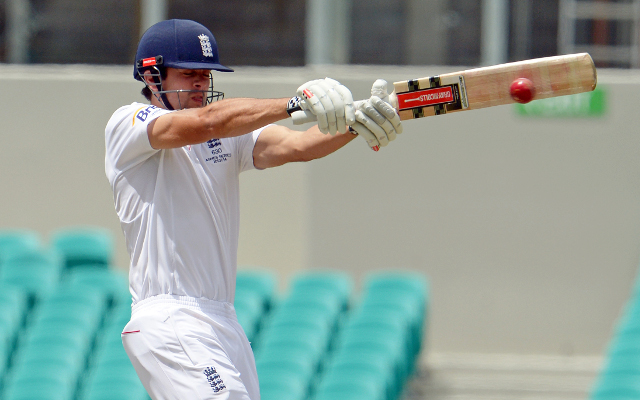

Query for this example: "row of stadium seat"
[590,270,640,399]
[0,228,113,267]
[250,270,429,400]
[0,228,430,400]
[0,228,113,304]
[0,264,137,400]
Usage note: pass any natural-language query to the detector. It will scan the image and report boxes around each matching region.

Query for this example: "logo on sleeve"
[203,366,226,393]
[133,105,159,125]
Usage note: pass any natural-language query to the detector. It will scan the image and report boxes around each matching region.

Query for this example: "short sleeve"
[237,124,273,173]
[105,103,173,181]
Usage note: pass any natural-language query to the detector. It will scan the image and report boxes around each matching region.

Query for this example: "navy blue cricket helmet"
[134,19,233,80]
[134,19,232,109]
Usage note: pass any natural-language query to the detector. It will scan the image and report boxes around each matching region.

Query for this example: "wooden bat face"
[390,53,598,121]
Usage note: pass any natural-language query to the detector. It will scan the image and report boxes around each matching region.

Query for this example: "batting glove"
[295,78,356,135]
[350,79,403,151]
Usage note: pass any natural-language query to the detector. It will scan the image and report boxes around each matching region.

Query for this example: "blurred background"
[2,0,640,68]
[2,1,640,400]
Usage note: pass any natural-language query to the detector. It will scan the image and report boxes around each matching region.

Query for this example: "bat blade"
[391,53,597,121]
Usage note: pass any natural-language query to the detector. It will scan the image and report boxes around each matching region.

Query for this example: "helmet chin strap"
[152,75,175,111]
[143,65,176,110]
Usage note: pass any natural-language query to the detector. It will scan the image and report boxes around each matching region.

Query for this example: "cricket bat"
[289,53,597,123]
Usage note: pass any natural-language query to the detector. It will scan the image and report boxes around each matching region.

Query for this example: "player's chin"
[185,97,205,108]
[189,96,204,107]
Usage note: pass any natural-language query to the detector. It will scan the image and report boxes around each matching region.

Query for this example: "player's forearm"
[197,97,290,139]
[150,97,291,149]
[295,125,357,162]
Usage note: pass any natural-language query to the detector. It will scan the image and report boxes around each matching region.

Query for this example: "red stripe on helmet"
[142,57,157,67]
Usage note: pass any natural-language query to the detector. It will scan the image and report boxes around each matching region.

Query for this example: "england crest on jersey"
[206,139,221,149]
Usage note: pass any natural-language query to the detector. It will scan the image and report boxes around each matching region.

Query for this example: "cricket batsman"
[104,19,402,400]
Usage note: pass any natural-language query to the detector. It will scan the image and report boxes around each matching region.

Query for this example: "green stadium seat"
[598,352,640,379]
[338,323,410,371]
[80,351,143,399]
[65,266,130,304]
[364,271,429,300]
[344,309,416,372]
[0,229,41,264]
[255,339,325,376]
[8,357,82,393]
[87,356,137,378]
[279,290,343,321]
[314,379,385,400]
[256,333,325,367]
[317,367,391,400]
[30,304,103,336]
[21,327,93,356]
[236,268,278,312]
[0,335,8,376]
[260,385,306,400]
[324,353,398,399]
[0,286,28,339]
[591,375,640,400]
[363,271,429,316]
[12,337,86,367]
[2,374,76,400]
[2,246,64,270]
[331,343,406,397]
[265,301,340,336]
[259,374,308,400]
[106,302,133,327]
[288,269,353,311]
[91,342,132,369]
[96,322,127,348]
[258,322,333,355]
[263,317,330,340]
[82,377,148,400]
[256,358,316,392]
[358,292,425,367]
[39,284,108,311]
[234,289,264,343]
[0,248,64,300]
[50,226,114,269]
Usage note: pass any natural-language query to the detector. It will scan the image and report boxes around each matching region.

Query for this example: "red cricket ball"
[509,78,535,104]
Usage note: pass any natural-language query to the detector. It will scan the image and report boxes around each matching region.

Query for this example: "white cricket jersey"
[105,102,266,305]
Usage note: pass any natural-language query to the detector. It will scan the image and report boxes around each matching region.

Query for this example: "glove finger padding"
[321,83,345,134]
[354,108,389,148]
[370,96,403,135]
[313,80,342,134]
[298,81,331,134]
[350,120,381,150]
[331,83,356,126]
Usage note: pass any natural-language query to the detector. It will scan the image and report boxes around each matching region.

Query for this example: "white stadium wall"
[1,64,639,357]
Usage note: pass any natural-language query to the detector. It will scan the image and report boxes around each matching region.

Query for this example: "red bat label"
[396,86,455,110]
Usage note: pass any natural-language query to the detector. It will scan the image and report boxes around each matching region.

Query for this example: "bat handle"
[287,105,317,125]
[389,91,399,112]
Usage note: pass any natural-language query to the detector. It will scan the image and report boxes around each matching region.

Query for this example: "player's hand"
[296,78,356,135]
[350,79,403,151]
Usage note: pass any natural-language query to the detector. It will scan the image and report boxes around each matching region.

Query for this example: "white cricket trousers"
[121,295,260,400]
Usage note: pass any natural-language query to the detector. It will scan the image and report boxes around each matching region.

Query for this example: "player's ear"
[141,70,159,92]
